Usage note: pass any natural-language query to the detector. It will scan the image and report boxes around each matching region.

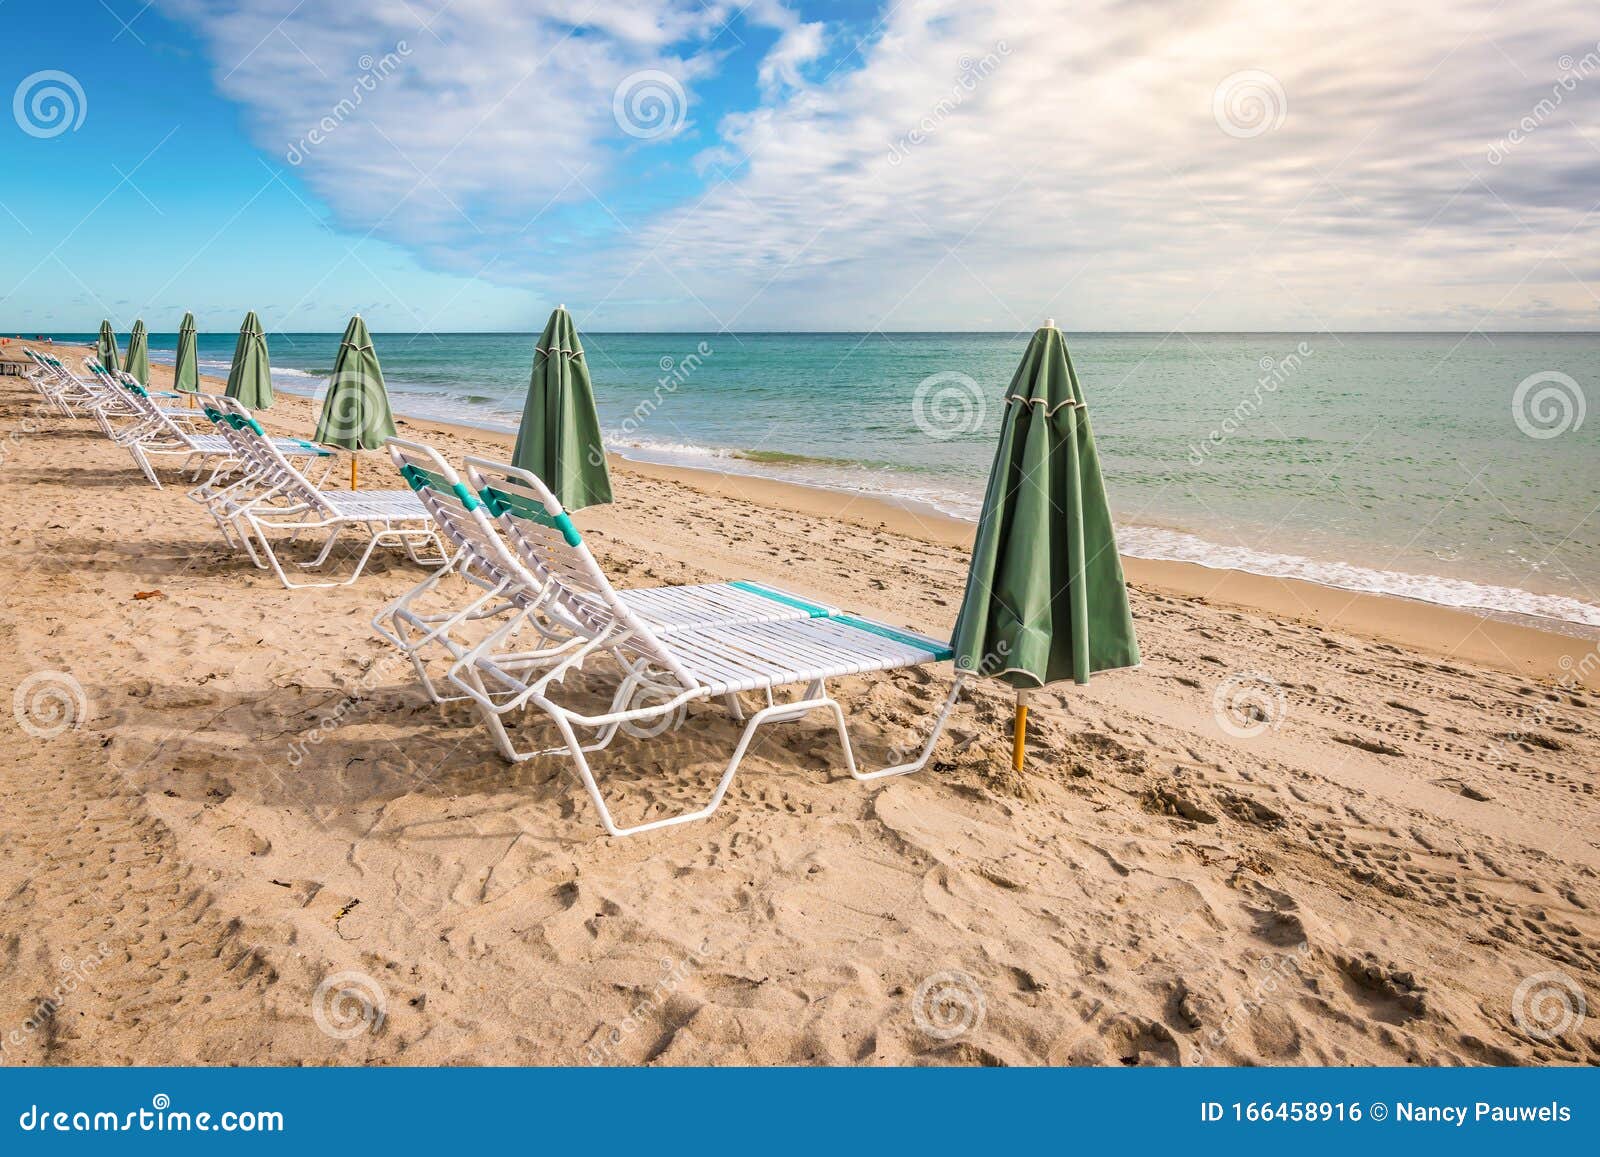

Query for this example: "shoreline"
[350,391,1600,693]
[76,346,1600,690]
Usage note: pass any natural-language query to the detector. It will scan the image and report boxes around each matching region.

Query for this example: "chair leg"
[844,675,968,781]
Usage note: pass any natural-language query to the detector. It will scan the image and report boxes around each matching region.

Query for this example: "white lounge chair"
[374,438,840,707]
[216,399,445,588]
[443,456,966,837]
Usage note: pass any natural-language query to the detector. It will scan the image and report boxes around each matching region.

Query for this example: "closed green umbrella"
[123,319,149,386]
[313,315,396,490]
[950,320,1140,770]
[173,312,200,401]
[96,320,118,373]
[224,311,273,410]
[511,306,611,511]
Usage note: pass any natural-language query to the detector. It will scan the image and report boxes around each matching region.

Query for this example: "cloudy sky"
[4,0,1598,331]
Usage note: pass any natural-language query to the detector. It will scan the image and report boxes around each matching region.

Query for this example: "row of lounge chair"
[20,350,965,836]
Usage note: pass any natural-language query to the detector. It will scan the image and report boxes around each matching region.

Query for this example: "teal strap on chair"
[727,581,831,618]
[833,616,954,661]
[398,463,453,493]
[203,408,224,423]
[451,482,483,512]
[480,487,582,547]
[247,418,265,436]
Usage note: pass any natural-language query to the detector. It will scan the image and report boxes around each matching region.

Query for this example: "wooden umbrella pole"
[351,454,358,491]
[1011,691,1028,772]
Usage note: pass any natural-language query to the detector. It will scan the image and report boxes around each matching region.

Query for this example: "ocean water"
[42,330,1600,636]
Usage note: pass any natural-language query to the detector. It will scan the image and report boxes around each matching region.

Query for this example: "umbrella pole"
[351,455,358,491]
[1011,692,1028,772]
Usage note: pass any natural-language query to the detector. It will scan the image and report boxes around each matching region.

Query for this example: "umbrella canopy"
[123,320,150,385]
[511,306,611,511]
[951,322,1139,690]
[96,320,118,372]
[224,311,273,410]
[173,312,200,394]
[314,315,397,450]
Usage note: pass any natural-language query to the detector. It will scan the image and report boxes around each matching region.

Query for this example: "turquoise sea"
[43,330,1600,636]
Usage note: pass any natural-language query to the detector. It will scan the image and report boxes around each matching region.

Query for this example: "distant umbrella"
[511,305,611,511]
[96,320,118,373]
[173,312,199,403]
[224,311,273,410]
[123,319,149,386]
[950,320,1140,771]
[314,315,397,490]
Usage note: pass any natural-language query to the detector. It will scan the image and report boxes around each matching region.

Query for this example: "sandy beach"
[1,350,1597,1067]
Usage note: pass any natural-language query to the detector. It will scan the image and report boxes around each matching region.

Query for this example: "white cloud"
[167,0,1600,329]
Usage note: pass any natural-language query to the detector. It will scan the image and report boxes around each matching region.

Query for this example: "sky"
[2,0,1598,333]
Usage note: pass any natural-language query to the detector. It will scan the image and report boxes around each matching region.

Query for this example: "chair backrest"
[215,396,331,514]
[386,438,540,596]
[461,455,694,688]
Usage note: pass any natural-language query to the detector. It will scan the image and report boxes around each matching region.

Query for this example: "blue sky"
[4,0,1598,333]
